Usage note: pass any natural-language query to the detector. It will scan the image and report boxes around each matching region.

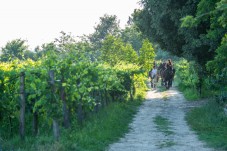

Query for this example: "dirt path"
[108,88,214,151]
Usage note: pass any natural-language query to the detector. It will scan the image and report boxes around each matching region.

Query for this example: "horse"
[158,63,175,89]
[157,63,166,86]
[162,66,175,89]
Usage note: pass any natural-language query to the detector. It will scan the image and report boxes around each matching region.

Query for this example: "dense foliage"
[133,0,227,100]
[133,0,227,65]
[0,54,141,133]
[133,0,200,56]
[0,39,29,61]
[0,14,156,149]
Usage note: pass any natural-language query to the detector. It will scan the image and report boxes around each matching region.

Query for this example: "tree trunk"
[104,88,108,106]
[101,90,106,107]
[19,72,25,140]
[62,98,70,128]
[9,116,13,137]
[130,89,133,101]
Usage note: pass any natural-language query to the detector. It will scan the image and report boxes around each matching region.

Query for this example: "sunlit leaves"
[175,59,199,88]
[181,15,197,27]
[138,39,155,71]
[206,34,227,88]
[100,35,139,66]
[0,34,147,137]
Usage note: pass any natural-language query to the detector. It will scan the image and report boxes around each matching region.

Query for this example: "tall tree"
[120,25,144,55]
[181,0,227,65]
[24,50,36,60]
[54,31,77,53]
[188,0,227,90]
[133,0,227,67]
[132,0,200,56]
[0,39,28,62]
[100,35,138,66]
[88,14,120,51]
[138,39,156,71]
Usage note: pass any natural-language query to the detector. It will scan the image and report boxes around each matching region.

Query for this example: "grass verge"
[153,115,174,136]
[1,100,142,151]
[182,88,199,101]
[157,140,176,149]
[186,100,227,150]
[177,84,214,101]
[153,115,175,149]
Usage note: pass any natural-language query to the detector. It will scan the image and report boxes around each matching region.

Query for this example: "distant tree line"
[0,14,149,67]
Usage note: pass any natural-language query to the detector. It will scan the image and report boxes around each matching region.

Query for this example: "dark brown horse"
[163,67,175,89]
[157,63,166,86]
[158,63,175,89]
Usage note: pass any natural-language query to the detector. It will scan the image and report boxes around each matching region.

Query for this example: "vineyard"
[0,28,155,150]
[0,53,146,134]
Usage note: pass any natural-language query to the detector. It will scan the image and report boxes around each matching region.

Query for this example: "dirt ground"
[108,87,215,151]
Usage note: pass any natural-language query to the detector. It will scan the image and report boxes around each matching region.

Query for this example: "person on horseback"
[158,61,166,86]
[165,59,175,87]
[166,59,173,69]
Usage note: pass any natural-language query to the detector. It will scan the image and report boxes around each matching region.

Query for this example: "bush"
[175,58,199,89]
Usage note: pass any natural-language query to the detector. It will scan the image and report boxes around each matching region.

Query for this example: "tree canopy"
[0,39,28,62]
[132,0,227,67]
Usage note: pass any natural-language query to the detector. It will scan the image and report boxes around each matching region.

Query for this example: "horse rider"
[166,59,173,70]
[165,59,175,87]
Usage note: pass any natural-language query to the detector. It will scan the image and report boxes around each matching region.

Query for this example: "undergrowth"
[1,100,142,151]
[186,100,227,150]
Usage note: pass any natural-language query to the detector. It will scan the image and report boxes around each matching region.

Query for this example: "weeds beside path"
[108,87,215,151]
[186,99,227,150]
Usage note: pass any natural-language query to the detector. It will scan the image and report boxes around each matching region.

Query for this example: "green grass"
[177,86,200,101]
[1,100,142,151]
[186,100,227,150]
[182,88,200,101]
[153,115,174,136]
[157,140,176,149]
[176,83,215,101]
[153,116,175,149]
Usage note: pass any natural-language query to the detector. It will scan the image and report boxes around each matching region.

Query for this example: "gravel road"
[108,88,214,151]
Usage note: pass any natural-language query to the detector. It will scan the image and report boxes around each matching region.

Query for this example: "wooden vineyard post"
[53,120,59,141]
[104,83,108,106]
[61,75,70,128]
[77,102,84,125]
[49,70,60,141]
[130,75,134,101]
[32,111,38,136]
[19,72,25,140]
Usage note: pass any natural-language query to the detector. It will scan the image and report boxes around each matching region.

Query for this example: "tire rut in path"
[108,88,214,151]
